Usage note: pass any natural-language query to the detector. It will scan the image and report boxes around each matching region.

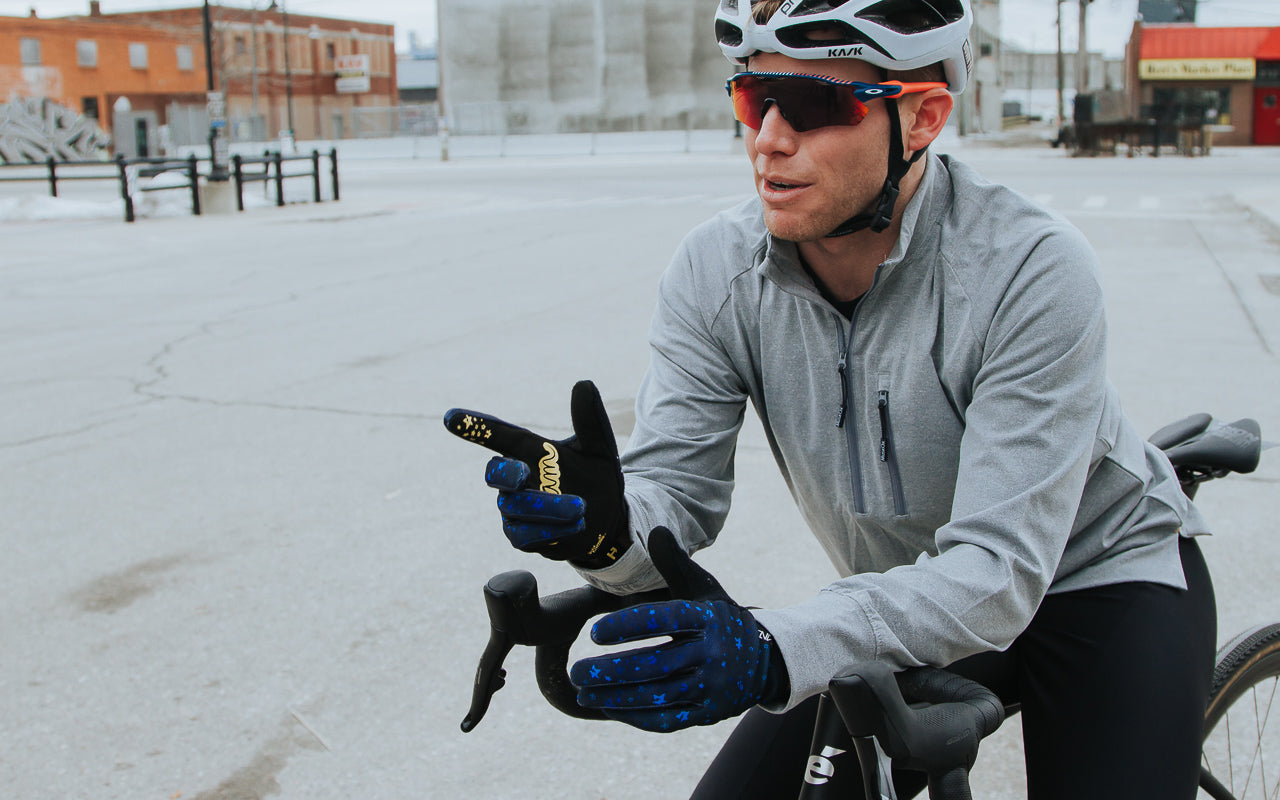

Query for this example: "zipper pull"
[836,355,848,428]
[877,390,889,462]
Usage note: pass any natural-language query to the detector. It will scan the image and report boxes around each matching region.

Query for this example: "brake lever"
[461,570,668,732]
[460,571,534,732]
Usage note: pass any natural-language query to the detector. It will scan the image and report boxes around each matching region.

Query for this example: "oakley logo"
[780,0,796,13]
[804,746,846,785]
[828,46,864,58]
[538,442,562,493]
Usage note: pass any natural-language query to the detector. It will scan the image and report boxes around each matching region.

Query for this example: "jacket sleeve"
[753,224,1111,711]
[574,231,752,595]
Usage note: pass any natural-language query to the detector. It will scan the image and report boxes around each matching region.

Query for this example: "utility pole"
[268,0,295,147]
[436,0,450,161]
[251,2,261,139]
[1076,0,1091,96]
[282,0,295,143]
[1056,0,1065,125]
[202,0,228,180]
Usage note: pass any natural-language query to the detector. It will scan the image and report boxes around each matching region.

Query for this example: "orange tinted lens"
[730,79,765,129]
[730,75,869,132]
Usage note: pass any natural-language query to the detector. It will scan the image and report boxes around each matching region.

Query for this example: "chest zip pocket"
[877,388,907,516]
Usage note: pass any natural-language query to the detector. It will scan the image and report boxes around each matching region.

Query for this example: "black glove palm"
[443,381,630,570]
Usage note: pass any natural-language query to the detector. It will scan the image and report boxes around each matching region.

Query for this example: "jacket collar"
[757,153,941,302]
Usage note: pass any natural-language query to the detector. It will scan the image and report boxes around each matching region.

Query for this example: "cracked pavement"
[2,136,1279,799]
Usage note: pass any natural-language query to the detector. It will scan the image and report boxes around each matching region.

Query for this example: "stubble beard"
[759,180,880,243]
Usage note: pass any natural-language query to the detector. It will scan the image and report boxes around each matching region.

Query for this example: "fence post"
[188,154,202,216]
[273,150,284,207]
[311,149,321,203]
[329,147,340,201]
[116,155,135,223]
[46,156,58,197]
[232,154,245,211]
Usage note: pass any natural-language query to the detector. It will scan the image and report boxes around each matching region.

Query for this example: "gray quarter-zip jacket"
[581,153,1207,712]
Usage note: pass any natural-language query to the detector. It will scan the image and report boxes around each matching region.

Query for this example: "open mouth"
[766,179,807,191]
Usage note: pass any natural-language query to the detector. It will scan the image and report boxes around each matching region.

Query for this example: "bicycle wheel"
[1200,623,1280,800]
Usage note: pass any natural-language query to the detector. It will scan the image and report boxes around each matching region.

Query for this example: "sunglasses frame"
[725,72,948,133]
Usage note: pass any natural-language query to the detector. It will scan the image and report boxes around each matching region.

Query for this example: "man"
[445,1,1216,797]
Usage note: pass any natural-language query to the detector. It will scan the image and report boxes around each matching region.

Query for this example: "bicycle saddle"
[1149,414,1261,475]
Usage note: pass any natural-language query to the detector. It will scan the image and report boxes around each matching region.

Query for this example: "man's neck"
[795,157,926,303]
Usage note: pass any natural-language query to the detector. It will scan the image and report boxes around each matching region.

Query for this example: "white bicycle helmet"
[715,0,973,94]
[715,0,973,235]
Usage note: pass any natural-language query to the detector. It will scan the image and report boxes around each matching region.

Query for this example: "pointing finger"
[443,408,557,470]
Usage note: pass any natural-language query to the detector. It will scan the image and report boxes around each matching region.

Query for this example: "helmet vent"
[787,0,855,17]
[719,0,739,13]
[774,21,892,58]
[716,19,744,48]
[856,0,964,34]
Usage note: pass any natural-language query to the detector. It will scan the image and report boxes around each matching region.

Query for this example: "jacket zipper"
[837,315,866,514]
[878,389,907,516]
[836,354,849,428]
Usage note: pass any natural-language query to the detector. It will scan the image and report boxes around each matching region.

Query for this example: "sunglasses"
[725,72,947,133]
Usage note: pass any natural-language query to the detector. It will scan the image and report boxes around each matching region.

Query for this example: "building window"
[1150,87,1231,126]
[76,39,98,67]
[129,42,148,69]
[20,37,41,66]
[83,96,99,119]
[234,35,247,56]
[325,41,335,65]
[176,44,194,70]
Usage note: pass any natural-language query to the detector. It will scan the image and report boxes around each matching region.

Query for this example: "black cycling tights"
[690,536,1217,800]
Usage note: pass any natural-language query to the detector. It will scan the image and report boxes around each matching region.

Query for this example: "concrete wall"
[439,0,734,134]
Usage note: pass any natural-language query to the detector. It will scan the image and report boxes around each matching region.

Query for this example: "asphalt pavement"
[2,128,1278,799]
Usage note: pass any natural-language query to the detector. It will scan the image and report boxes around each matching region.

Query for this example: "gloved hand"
[569,527,789,732]
[443,380,630,570]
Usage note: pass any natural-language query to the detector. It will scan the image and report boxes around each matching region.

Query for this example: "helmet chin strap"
[826,99,925,237]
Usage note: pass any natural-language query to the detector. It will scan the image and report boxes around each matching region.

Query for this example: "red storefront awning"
[1140,25,1275,60]
[1256,29,1280,61]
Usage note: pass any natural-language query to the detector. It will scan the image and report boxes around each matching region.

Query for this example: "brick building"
[1,2,396,150]
[1,5,205,135]
[1127,22,1280,146]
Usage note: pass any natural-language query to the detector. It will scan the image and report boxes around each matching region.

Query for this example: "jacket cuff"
[751,588,883,713]
[573,524,666,596]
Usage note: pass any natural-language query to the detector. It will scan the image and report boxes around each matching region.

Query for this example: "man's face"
[743,53,893,243]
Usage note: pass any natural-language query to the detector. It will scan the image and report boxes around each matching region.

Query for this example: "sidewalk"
[1,131,1276,800]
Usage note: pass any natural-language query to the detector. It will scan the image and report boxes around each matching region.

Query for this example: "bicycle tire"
[1200,623,1280,800]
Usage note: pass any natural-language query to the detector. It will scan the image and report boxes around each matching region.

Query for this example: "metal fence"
[0,155,200,222]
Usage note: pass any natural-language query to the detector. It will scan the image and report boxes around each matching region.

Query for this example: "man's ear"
[904,89,954,155]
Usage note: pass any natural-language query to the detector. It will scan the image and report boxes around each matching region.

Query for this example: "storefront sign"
[335,54,371,94]
[1139,58,1256,81]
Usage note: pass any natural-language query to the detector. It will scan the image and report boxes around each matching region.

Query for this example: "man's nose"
[753,101,799,152]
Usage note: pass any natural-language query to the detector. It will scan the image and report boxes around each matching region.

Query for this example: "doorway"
[1255,87,1280,146]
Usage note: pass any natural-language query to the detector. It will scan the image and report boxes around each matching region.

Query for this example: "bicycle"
[460,413,1272,800]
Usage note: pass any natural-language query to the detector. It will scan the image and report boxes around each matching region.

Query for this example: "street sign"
[207,91,227,122]
[207,90,229,177]
[336,54,371,94]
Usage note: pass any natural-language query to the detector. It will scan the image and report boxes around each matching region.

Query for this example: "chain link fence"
[350,105,440,138]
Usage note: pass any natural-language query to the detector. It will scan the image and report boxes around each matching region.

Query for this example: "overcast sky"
[5,0,1280,57]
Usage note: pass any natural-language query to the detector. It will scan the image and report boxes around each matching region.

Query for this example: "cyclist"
[446,1,1217,797]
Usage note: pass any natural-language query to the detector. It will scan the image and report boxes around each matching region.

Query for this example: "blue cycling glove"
[443,381,631,570]
[569,527,789,732]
